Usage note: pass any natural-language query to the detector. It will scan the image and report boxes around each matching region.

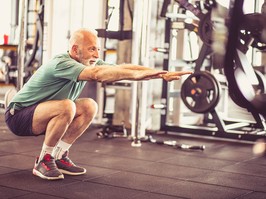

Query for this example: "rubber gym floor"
[0,88,266,199]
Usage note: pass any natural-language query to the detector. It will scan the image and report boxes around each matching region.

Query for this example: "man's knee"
[77,98,98,118]
[84,98,98,116]
[61,99,76,121]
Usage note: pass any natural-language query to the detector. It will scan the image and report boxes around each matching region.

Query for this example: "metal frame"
[159,0,266,142]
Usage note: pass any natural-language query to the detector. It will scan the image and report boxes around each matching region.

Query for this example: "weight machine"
[2,0,45,88]
[95,0,134,135]
[159,0,266,141]
[96,0,206,151]
[17,0,45,90]
[223,0,266,132]
[0,0,44,109]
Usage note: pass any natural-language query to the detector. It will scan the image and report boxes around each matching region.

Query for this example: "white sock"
[39,143,54,162]
[52,140,72,160]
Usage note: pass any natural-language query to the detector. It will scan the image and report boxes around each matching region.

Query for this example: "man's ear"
[72,44,78,55]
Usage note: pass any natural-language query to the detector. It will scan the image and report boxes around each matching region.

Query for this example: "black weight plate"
[181,71,220,113]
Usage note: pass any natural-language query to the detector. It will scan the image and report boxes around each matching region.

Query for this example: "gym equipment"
[215,0,266,132]
[160,0,223,130]
[0,87,17,109]
[96,127,206,151]
[95,0,134,127]
[96,123,128,139]
[254,70,266,94]
[223,0,266,118]
[96,0,148,145]
[141,135,205,151]
[175,0,214,56]
[0,45,18,85]
[159,0,266,141]
[96,0,133,40]
[96,0,207,151]
[10,0,45,90]
[181,71,221,113]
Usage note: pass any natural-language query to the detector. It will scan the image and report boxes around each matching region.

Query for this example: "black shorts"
[5,104,39,136]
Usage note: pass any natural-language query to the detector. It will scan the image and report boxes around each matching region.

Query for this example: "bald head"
[68,28,100,66]
[68,28,98,52]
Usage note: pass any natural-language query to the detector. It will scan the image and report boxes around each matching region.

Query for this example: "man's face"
[76,37,100,66]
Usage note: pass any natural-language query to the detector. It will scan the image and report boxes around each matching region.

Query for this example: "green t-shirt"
[9,53,108,110]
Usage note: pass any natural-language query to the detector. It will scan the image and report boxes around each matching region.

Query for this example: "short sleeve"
[54,58,86,82]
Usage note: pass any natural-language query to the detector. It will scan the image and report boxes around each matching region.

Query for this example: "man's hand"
[160,71,193,81]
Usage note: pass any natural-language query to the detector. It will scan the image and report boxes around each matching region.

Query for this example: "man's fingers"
[163,76,180,81]
[147,72,166,79]
[176,71,193,75]
[137,70,191,81]
[161,71,192,81]
[138,70,167,80]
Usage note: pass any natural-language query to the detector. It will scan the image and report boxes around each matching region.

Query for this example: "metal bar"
[162,124,265,142]
[17,0,27,90]
[130,0,144,139]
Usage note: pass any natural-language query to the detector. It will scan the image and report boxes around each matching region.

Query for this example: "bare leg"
[60,98,98,144]
[32,98,97,146]
[31,98,97,179]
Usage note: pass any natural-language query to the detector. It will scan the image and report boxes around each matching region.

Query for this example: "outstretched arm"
[78,64,192,83]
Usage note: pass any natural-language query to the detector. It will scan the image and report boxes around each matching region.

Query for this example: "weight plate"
[181,71,220,113]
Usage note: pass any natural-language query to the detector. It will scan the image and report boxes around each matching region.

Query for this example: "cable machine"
[159,0,266,142]
[16,0,45,90]
[0,0,45,109]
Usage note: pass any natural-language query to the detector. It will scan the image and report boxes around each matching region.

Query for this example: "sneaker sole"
[33,169,64,180]
[58,168,86,176]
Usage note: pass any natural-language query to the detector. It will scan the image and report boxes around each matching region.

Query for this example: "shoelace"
[42,155,58,170]
[61,156,74,166]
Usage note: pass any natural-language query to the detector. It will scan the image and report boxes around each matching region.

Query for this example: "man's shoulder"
[52,53,78,68]
[54,53,70,60]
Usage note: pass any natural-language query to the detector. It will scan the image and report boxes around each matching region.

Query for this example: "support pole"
[17,0,27,90]
[131,0,152,145]
[139,0,152,138]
